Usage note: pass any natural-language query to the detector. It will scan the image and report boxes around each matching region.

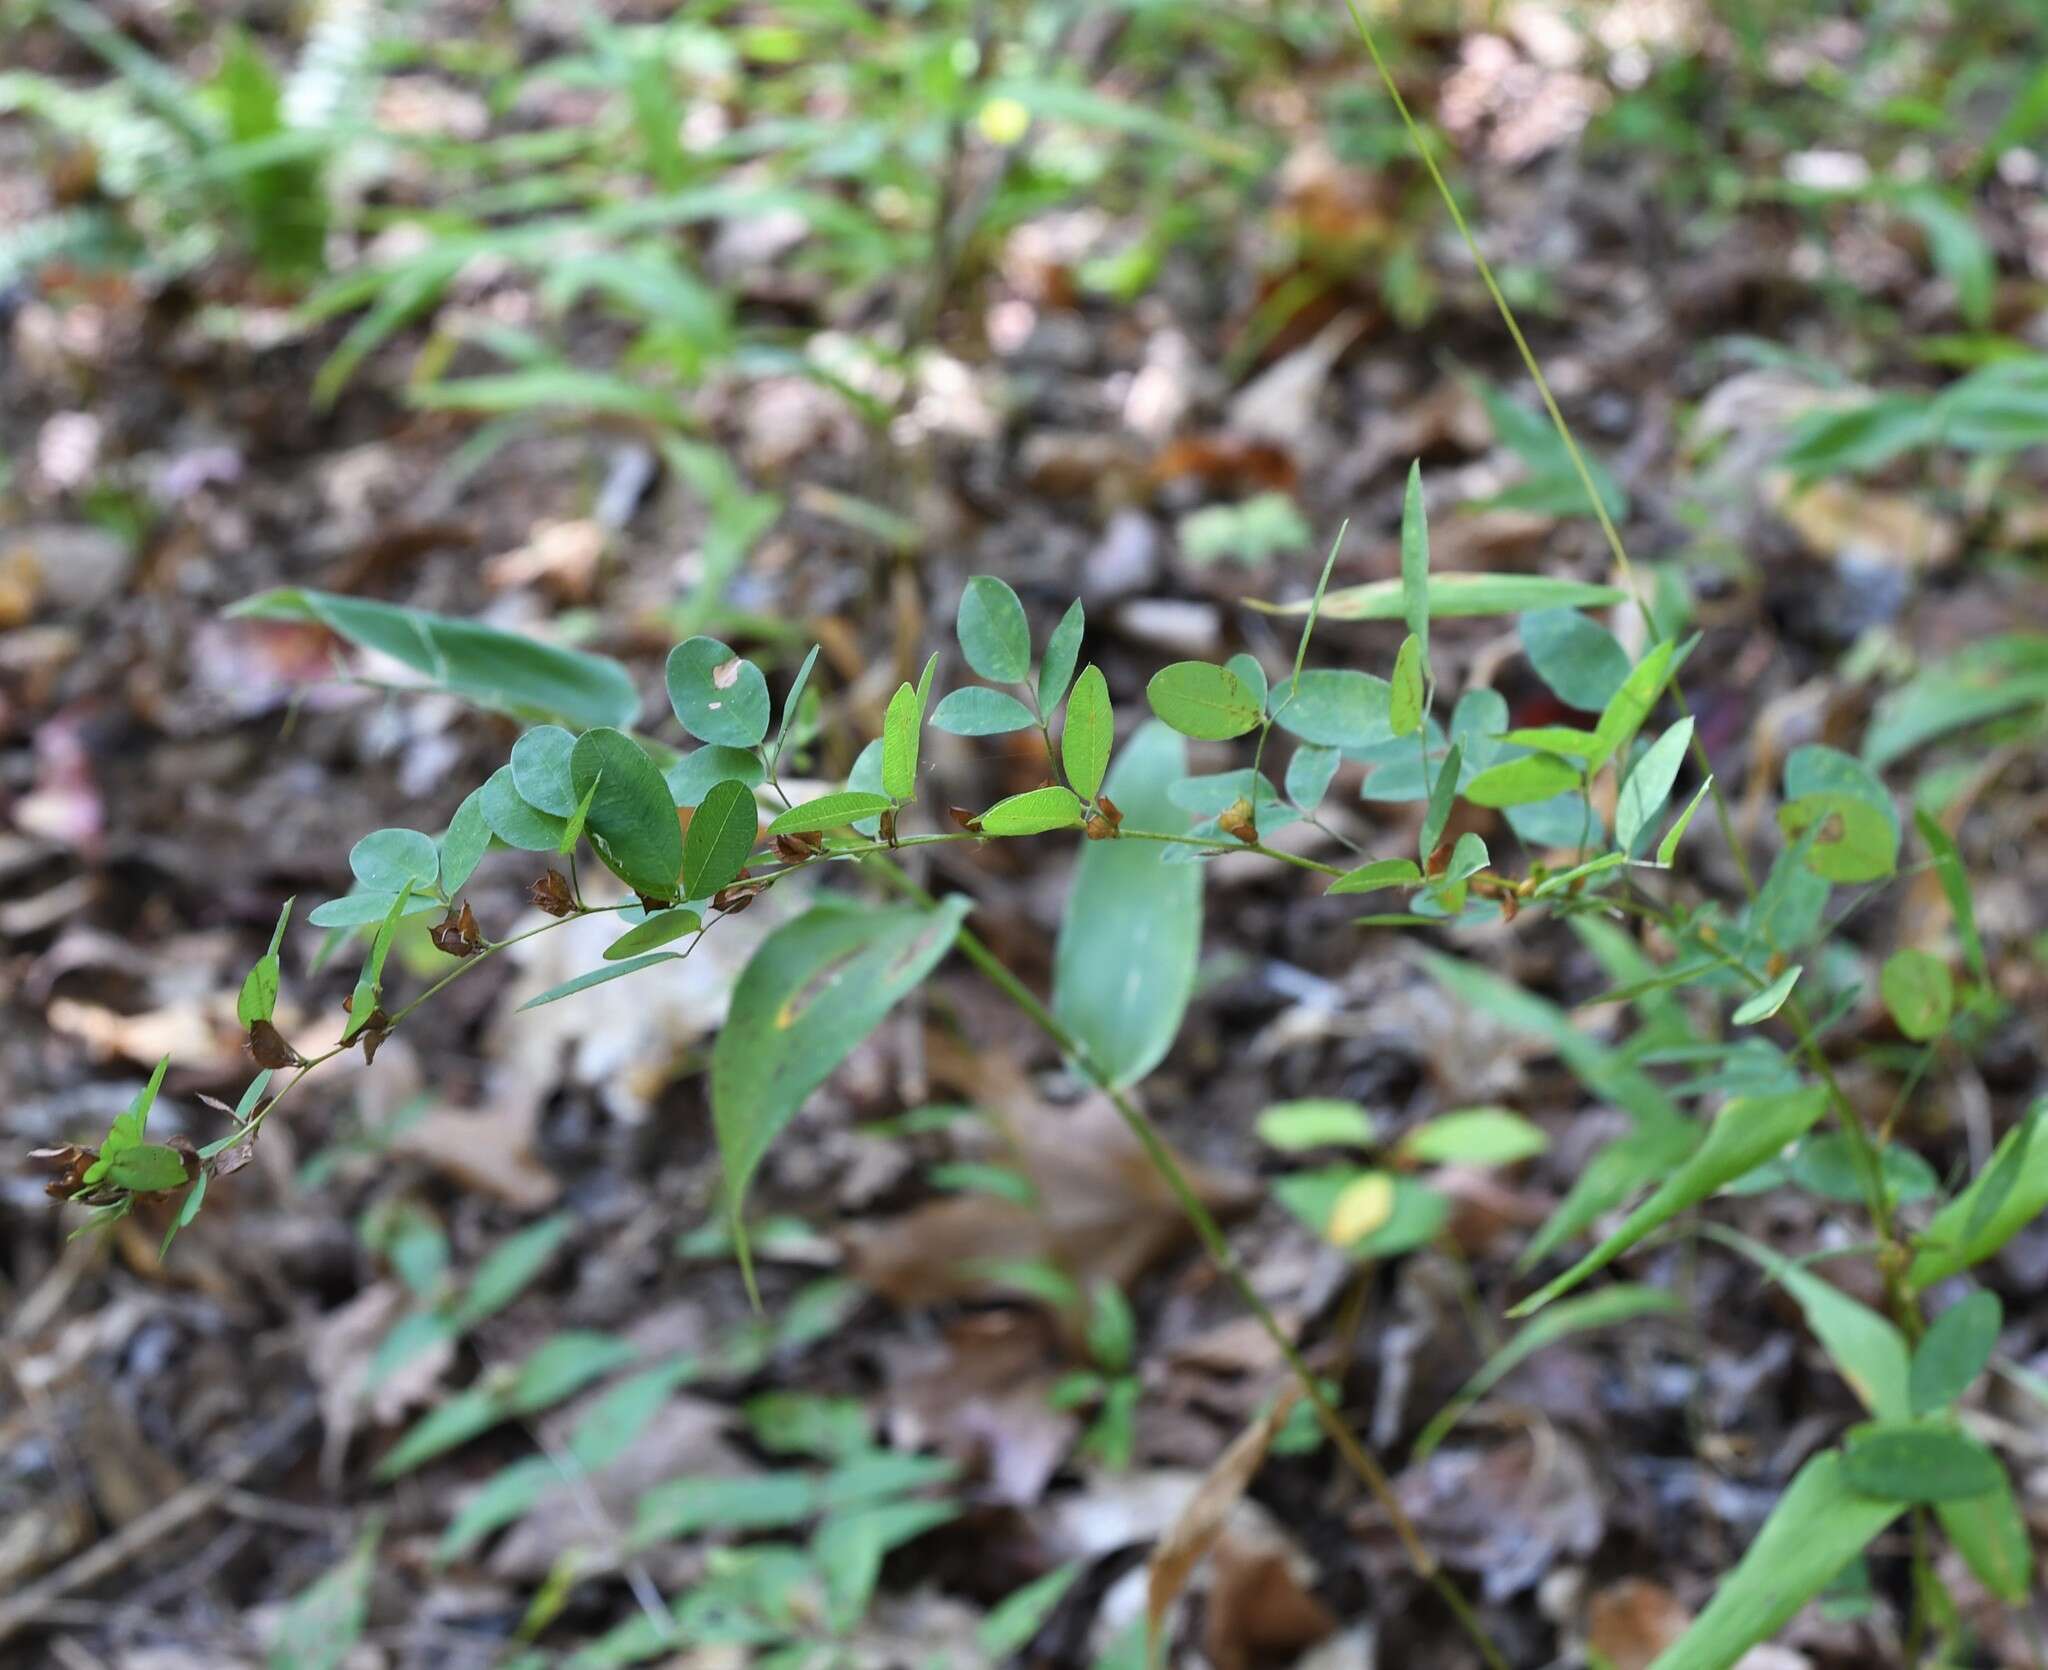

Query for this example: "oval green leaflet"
[667,635,771,748]
[956,575,1030,684]
[1061,665,1113,801]
[980,786,1084,836]
[1145,662,1262,740]
[682,779,758,899]
[570,728,685,900]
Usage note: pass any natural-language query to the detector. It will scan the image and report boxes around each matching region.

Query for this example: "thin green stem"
[863,855,1509,1670]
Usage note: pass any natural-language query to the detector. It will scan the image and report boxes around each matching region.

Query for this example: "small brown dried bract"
[1096,794,1125,831]
[1499,889,1520,922]
[1218,796,1259,845]
[879,808,898,848]
[1425,838,1454,878]
[356,1008,394,1064]
[247,1019,306,1069]
[774,832,823,864]
[948,805,984,834]
[711,881,757,915]
[30,1144,98,1199]
[1084,812,1119,840]
[430,900,484,958]
[530,870,576,917]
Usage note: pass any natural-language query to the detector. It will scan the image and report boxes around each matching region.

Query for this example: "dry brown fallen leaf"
[1145,1384,1303,1659]
[1768,471,1960,572]
[1587,1577,1692,1670]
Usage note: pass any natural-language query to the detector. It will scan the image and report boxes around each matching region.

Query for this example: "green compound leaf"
[957,575,1031,684]
[1146,661,1262,740]
[570,728,684,900]
[714,898,971,1291]
[666,635,771,748]
[682,779,758,900]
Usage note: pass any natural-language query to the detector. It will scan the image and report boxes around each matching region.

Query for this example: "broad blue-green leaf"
[510,726,579,817]
[1270,669,1392,748]
[1146,662,1262,740]
[481,764,569,851]
[980,786,1084,836]
[1521,608,1631,712]
[957,575,1031,683]
[571,728,684,899]
[768,792,894,837]
[520,952,682,1010]
[1039,598,1085,712]
[1414,1285,1683,1460]
[713,899,971,1283]
[1465,753,1580,808]
[665,745,764,808]
[1616,717,1694,853]
[1881,948,1953,1041]
[307,889,440,928]
[1512,1086,1828,1315]
[1250,573,1628,622]
[1841,1423,2004,1501]
[1061,665,1113,800]
[1286,743,1340,809]
[682,779,757,900]
[666,635,770,748]
[228,588,637,729]
[351,829,439,894]
[930,687,1037,736]
[1643,1452,1905,1670]
[1911,1290,2001,1415]
[604,908,701,961]
[439,788,492,894]
[1909,1104,2048,1288]
[1053,723,1199,1088]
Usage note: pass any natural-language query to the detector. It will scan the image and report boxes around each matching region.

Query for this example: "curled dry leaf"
[429,899,483,958]
[247,1018,305,1069]
[1146,1384,1304,1656]
[1586,1578,1692,1670]
[529,869,575,917]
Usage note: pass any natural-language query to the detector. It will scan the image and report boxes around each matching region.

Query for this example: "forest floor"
[3,2,2048,1667]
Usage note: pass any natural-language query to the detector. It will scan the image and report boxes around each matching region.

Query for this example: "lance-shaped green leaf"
[228,587,638,729]
[957,575,1030,683]
[1616,716,1693,854]
[1644,1451,1905,1670]
[557,772,600,854]
[439,788,492,894]
[767,792,895,838]
[1591,639,1678,769]
[342,884,414,1041]
[1414,1285,1683,1459]
[1054,723,1198,1088]
[881,681,920,801]
[1249,573,1628,622]
[82,1056,170,1187]
[1909,1104,2048,1288]
[1389,634,1424,737]
[1061,665,1113,801]
[769,643,821,772]
[1399,460,1430,660]
[1330,857,1422,895]
[1512,1085,1828,1316]
[571,728,684,899]
[1936,1467,2032,1603]
[1039,598,1085,713]
[1712,1227,1910,1421]
[520,951,683,1011]
[604,908,701,961]
[682,779,758,899]
[237,897,294,1027]
[980,786,1084,836]
[667,635,770,748]
[1146,662,1262,740]
[1732,964,1802,1025]
[1657,778,1713,867]
[1419,741,1463,863]
[713,899,971,1291]
[1914,807,1985,982]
